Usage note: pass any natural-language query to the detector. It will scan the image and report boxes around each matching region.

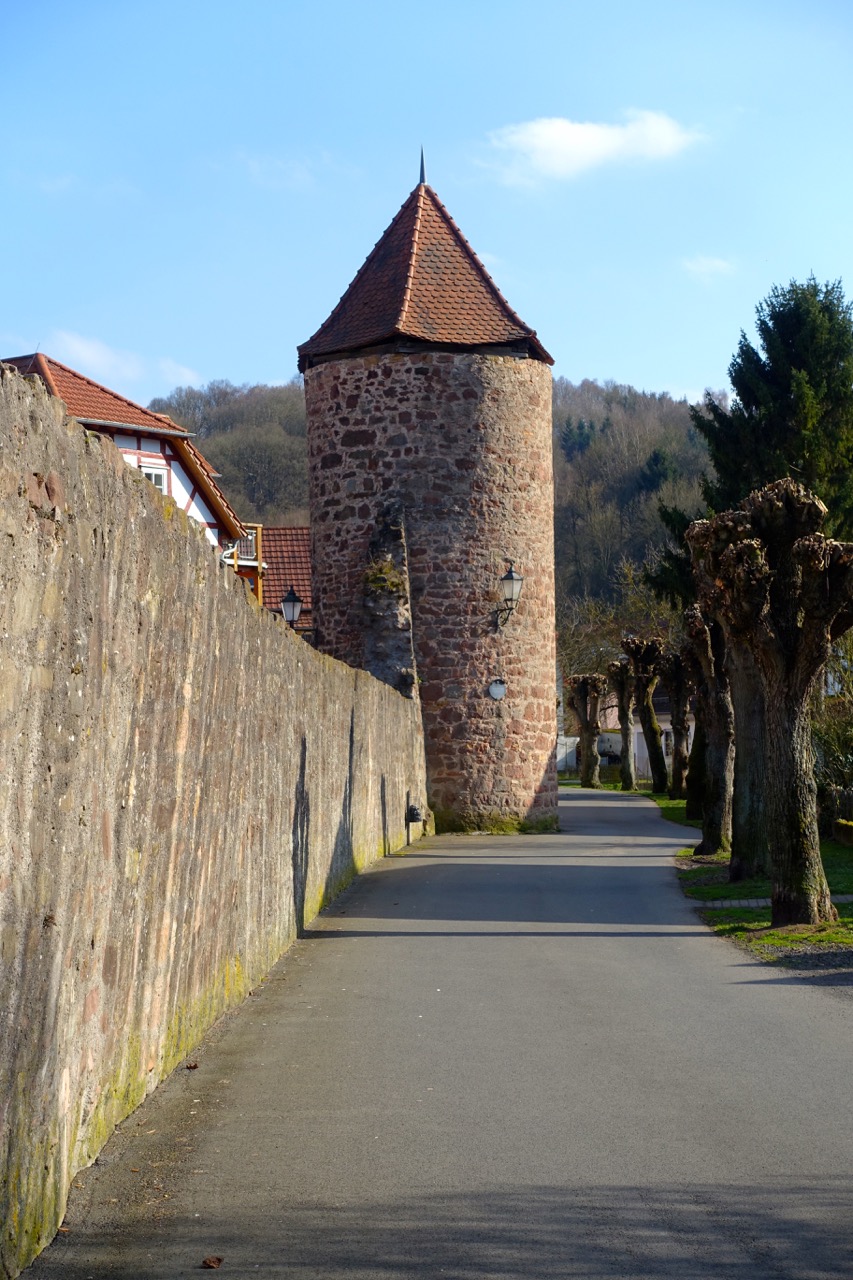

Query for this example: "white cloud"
[234,151,315,191]
[488,110,702,184]
[159,357,201,387]
[48,332,201,399]
[682,255,735,281]
[52,331,144,384]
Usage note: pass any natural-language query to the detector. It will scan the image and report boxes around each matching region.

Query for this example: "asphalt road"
[28,788,853,1278]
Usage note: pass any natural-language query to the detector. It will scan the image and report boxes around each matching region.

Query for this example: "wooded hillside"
[148,379,308,526]
[149,375,715,586]
[552,376,711,602]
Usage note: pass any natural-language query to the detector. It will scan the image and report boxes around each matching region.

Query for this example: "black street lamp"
[495,563,523,628]
[280,586,303,629]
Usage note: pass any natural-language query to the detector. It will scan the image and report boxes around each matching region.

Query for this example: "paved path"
[28,789,853,1278]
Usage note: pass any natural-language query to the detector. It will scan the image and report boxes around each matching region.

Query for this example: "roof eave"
[174,439,245,539]
[300,331,553,371]
[78,417,194,439]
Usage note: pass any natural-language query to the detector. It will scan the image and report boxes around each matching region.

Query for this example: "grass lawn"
[676,836,853,958]
[698,901,853,957]
[675,837,853,901]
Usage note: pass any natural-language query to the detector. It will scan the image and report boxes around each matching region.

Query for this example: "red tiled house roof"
[3,353,244,539]
[298,183,552,370]
[261,527,312,629]
[4,353,183,432]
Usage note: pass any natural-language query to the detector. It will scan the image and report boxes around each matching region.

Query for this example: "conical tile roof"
[298,184,552,369]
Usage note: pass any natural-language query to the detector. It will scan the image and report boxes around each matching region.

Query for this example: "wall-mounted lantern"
[488,678,507,701]
[494,563,523,629]
[280,586,303,629]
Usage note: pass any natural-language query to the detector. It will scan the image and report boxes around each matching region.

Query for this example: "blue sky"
[4,0,853,406]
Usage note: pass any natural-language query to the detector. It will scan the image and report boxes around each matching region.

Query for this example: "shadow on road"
[307,860,692,928]
[35,1179,853,1278]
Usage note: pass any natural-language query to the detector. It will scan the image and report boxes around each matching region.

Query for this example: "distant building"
[3,353,244,552]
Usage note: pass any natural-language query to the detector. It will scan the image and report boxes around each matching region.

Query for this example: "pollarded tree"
[682,606,734,859]
[621,636,668,794]
[659,645,696,800]
[607,658,636,792]
[566,674,608,789]
[686,478,853,925]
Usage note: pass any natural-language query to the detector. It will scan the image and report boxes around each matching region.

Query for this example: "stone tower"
[298,180,558,832]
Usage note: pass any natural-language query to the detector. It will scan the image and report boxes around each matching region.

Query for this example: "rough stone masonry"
[306,350,558,832]
[0,364,427,1279]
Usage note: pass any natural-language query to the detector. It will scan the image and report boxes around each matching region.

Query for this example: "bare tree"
[607,658,636,791]
[556,595,621,677]
[566,675,608,788]
[683,607,734,858]
[687,478,853,924]
[622,636,668,793]
[659,645,695,800]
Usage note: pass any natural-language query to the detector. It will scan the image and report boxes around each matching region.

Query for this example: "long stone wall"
[0,365,428,1278]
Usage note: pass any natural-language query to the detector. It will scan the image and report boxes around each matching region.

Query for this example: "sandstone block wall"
[306,351,558,830]
[0,365,427,1279]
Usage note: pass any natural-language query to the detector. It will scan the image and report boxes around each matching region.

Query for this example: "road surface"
[27,788,853,1278]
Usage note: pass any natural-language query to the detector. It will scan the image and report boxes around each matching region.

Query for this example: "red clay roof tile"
[262,527,312,624]
[298,184,552,369]
[3,353,185,432]
[2,352,244,538]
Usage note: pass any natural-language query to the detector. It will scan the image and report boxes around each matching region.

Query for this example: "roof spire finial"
[419,147,426,186]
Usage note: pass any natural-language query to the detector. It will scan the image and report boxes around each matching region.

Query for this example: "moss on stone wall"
[364,556,407,597]
[0,363,428,1279]
[432,806,560,835]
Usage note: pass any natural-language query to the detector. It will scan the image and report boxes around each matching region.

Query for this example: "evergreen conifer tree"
[692,276,853,535]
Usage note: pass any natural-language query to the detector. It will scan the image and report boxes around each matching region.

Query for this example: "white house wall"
[560,717,694,779]
[632,715,692,781]
[113,432,225,549]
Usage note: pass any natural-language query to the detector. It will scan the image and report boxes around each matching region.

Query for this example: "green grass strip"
[699,901,853,953]
[677,837,853,901]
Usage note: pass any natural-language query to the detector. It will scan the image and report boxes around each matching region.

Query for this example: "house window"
[141,466,167,494]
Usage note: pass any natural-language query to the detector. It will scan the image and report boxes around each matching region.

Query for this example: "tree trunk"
[699,671,735,858]
[636,675,668,793]
[766,694,836,925]
[669,697,691,800]
[659,648,695,801]
[607,662,636,792]
[685,713,706,822]
[617,699,636,791]
[727,648,772,881]
[567,676,605,789]
[683,613,734,858]
[578,725,601,788]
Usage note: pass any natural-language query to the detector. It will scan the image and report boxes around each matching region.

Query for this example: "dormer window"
[141,465,168,494]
